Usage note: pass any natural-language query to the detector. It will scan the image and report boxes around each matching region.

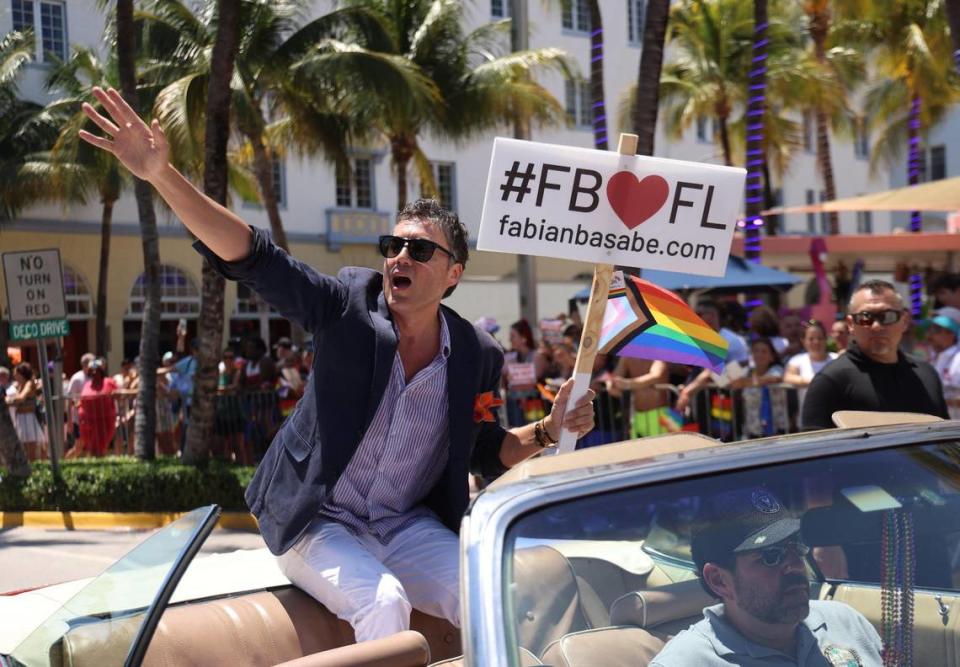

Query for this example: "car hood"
[0,547,288,656]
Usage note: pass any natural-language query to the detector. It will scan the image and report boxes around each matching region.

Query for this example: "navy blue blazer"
[196,229,508,555]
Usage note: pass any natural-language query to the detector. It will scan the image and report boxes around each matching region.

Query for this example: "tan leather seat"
[539,627,664,666]
[511,546,593,657]
[60,587,460,666]
[608,578,713,640]
[429,646,542,666]
[272,631,429,666]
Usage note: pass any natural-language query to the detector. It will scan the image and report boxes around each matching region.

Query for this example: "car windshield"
[502,439,960,666]
[9,506,216,667]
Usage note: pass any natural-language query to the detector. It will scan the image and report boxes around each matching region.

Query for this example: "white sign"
[2,249,67,322]
[477,138,746,276]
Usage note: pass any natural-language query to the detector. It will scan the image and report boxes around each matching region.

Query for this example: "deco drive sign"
[2,249,71,342]
[477,138,747,276]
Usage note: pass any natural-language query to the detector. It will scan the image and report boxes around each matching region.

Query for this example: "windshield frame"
[6,505,220,667]
[125,504,221,666]
[461,421,960,667]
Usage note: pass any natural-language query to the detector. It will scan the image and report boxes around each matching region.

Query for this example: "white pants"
[277,516,460,643]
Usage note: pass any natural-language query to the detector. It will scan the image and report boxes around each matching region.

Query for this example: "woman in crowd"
[503,320,550,427]
[726,337,787,438]
[77,358,117,457]
[784,320,837,426]
[748,305,790,357]
[155,354,178,456]
[5,362,47,460]
[215,346,248,463]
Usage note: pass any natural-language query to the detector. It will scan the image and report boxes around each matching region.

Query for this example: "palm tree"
[631,0,672,156]
[183,0,240,464]
[17,48,128,357]
[0,30,38,478]
[743,0,768,263]
[841,0,960,313]
[140,0,431,251]
[658,0,754,167]
[342,0,569,208]
[116,0,163,460]
[0,31,60,223]
[947,0,960,72]
[587,0,608,150]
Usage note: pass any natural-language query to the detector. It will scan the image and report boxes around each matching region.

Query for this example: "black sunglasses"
[754,540,810,568]
[378,235,455,263]
[849,309,905,327]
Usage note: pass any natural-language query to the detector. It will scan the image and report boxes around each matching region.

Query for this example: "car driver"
[650,487,883,666]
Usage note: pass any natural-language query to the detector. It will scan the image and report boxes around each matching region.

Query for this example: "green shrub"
[0,457,257,512]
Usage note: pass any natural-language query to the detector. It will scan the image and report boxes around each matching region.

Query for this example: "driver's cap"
[691,487,800,573]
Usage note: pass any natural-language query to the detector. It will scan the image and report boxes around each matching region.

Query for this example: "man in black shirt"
[802,279,948,429]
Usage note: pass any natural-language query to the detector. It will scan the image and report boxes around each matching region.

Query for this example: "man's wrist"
[543,415,559,443]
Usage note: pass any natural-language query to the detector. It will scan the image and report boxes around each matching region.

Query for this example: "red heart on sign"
[605,171,670,229]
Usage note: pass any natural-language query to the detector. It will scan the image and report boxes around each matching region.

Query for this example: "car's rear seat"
[58,587,461,666]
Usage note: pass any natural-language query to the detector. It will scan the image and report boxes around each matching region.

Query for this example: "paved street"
[0,527,266,593]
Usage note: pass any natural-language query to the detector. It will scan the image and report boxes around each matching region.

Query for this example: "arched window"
[126,265,200,319]
[233,282,279,317]
[62,265,93,320]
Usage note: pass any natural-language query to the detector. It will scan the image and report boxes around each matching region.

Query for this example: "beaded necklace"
[880,509,915,667]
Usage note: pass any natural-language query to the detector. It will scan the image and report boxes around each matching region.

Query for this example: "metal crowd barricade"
[687,383,800,442]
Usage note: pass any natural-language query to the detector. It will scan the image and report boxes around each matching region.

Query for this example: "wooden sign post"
[556,133,637,453]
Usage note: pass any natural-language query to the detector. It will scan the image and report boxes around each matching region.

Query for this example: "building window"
[818,190,829,235]
[856,210,873,234]
[854,118,869,160]
[422,162,456,210]
[12,0,35,33]
[335,157,374,210]
[696,116,709,143]
[562,0,591,33]
[930,145,946,181]
[805,189,816,234]
[628,0,646,44]
[565,78,592,127]
[917,148,928,183]
[491,0,509,18]
[234,283,279,316]
[126,265,200,319]
[62,265,92,320]
[12,1,67,62]
[802,110,814,153]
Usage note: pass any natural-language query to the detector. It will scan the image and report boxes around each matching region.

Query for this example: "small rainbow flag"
[599,274,728,373]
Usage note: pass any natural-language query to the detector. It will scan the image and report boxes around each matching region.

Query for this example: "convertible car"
[3,411,960,666]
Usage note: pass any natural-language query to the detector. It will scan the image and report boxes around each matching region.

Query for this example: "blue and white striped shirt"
[317,315,452,543]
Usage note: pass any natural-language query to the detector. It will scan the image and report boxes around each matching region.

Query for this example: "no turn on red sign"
[2,249,70,341]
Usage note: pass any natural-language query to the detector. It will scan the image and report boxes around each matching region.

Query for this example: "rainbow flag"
[598,274,728,373]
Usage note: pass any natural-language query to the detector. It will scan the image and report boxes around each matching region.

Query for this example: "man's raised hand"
[78,87,169,182]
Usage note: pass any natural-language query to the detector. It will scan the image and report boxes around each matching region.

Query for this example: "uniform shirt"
[650,601,883,667]
[317,315,451,544]
[933,343,960,419]
[801,340,948,430]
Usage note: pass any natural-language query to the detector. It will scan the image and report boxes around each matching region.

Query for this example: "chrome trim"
[462,421,960,665]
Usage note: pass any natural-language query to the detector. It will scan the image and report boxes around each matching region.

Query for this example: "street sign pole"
[3,249,70,476]
[36,341,61,478]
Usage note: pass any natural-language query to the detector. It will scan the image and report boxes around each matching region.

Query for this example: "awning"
[573,256,802,300]
[762,176,960,215]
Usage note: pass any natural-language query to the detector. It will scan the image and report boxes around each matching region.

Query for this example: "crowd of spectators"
[7,272,960,460]
[2,329,313,462]
[482,273,960,446]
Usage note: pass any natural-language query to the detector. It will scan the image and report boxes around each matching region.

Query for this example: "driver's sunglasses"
[755,540,810,568]
[849,309,905,327]
[378,235,455,263]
